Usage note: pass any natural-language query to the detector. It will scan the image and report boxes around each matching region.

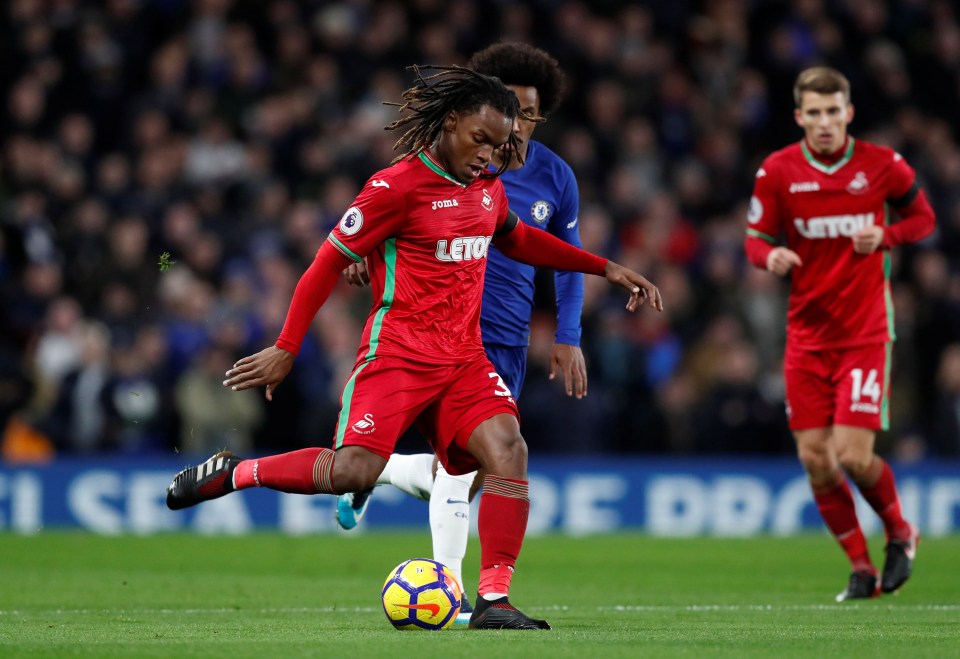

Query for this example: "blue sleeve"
[551,166,584,346]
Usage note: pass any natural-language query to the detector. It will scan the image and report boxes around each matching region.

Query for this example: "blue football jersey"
[480,140,584,348]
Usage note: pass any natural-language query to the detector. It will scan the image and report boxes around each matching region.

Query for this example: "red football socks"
[477,476,529,597]
[855,457,911,542]
[812,476,874,573]
[233,448,337,494]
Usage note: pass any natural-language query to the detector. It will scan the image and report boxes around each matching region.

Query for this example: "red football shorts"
[330,354,519,475]
[783,341,891,431]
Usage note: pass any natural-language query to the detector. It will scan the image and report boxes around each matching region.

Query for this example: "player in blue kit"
[336,42,583,622]
[477,48,584,401]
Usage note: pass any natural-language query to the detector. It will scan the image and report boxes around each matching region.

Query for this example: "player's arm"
[853,155,936,254]
[226,176,401,398]
[882,176,935,248]
[743,163,802,275]
[748,240,803,275]
[550,177,587,397]
[224,240,353,400]
[340,175,406,286]
[493,210,662,312]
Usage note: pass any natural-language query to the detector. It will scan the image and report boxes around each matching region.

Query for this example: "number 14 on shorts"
[849,368,881,414]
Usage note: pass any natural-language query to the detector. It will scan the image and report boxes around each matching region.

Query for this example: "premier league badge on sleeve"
[339,207,363,235]
[747,196,763,224]
[531,200,552,224]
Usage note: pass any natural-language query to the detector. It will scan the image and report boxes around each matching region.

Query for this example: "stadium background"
[0,0,959,535]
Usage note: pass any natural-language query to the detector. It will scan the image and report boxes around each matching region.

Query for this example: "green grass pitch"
[1,532,958,658]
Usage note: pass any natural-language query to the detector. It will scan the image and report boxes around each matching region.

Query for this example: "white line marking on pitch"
[2,604,959,616]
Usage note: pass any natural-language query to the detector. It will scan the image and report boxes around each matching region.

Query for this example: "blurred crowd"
[1,0,959,462]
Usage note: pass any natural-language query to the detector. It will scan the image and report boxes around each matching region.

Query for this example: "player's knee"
[331,448,384,493]
[796,444,833,479]
[500,431,527,463]
[484,431,527,472]
[838,451,873,480]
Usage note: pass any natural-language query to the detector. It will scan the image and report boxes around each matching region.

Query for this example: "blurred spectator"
[174,341,263,456]
[32,295,85,410]
[0,347,35,456]
[184,116,249,186]
[100,324,173,454]
[39,320,111,453]
[693,338,790,455]
[929,343,960,457]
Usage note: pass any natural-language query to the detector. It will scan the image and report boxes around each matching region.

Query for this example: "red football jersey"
[328,151,511,364]
[746,138,916,350]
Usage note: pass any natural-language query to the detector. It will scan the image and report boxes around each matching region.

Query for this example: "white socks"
[376,454,477,593]
[376,453,435,500]
[429,463,476,591]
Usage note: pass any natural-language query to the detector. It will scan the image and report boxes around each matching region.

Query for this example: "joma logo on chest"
[431,199,460,210]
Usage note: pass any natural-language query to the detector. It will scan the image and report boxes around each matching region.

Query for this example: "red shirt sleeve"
[276,170,408,355]
[885,150,916,200]
[744,157,782,269]
[275,241,353,355]
[493,218,607,275]
[327,172,407,262]
[882,152,936,248]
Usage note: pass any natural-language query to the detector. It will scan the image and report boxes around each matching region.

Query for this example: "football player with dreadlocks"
[166,65,662,630]
[336,42,587,624]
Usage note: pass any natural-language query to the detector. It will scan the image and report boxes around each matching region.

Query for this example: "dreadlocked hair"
[385,64,542,177]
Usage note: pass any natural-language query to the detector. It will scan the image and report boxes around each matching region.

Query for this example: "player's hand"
[223,345,296,401]
[550,343,588,398]
[343,260,370,287]
[852,225,884,254]
[603,261,664,313]
[766,247,803,276]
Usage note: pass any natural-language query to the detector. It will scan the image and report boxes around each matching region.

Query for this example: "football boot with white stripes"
[166,451,241,510]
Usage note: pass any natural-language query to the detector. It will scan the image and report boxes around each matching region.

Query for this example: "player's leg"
[463,414,549,629]
[333,358,456,526]
[795,427,877,597]
[833,343,918,594]
[167,445,386,509]
[377,453,436,499]
[411,359,546,629]
[786,346,877,600]
[234,444,385,493]
[835,425,918,594]
[435,344,519,621]
[336,452,436,529]
[168,356,423,509]
[429,463,477,622]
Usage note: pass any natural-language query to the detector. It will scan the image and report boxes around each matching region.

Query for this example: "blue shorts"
[483,343,527,401]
